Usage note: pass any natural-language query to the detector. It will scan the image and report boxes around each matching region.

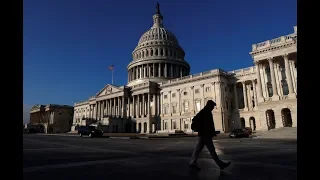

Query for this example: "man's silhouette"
[189,100,231,170]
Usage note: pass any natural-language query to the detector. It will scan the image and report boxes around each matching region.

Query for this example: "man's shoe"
[189,164,201,171]
[218,162,231,170]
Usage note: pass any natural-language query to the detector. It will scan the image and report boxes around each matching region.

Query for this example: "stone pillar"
[153,63,155,77]
[148,93,151,116]
[117,97,120,117]
[153,94,156,115]
[168,91,171,114]
[283,54,295,98]
[158,63,161,77]
[201,84,205,108]
[128,97,131,117]
[251,80,258,110]
[142,94,145,117]
[133,95,136,118]
[137,95,140,117]
[254,62,264,103]
[157,93,160,115]
[190,86,195,112]
[161,92,163,114]
[242,81,248,111]
[113,98,116,116]
[214,82,222,108]
[122,96,126,118]
[164,63,167,77]
[170,64,173,77]
[177,89,180,114]
[233,83,239,111]
[148,64,151,77]
[268,58,280,100]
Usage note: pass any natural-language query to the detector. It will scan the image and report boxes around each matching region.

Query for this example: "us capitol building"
[71,4,297,134]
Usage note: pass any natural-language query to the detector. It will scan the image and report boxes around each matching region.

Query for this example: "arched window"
[281,80,289,95]
[150,49,153,56]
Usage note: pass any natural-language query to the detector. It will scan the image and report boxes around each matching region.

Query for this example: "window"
[195,89,200,94]
[205,87,211,92]
[173,121,177,129]
[172,105,177,114]
[196,101,201,112]
[164,95,167,99]
[184,123,189,129]
[183,92,187,96]
[282,80,289,95]
[184,101,189,112]
[172,93,176,98]
[164,122,167,130]
[164,106,168,114]
[267,82,273,97]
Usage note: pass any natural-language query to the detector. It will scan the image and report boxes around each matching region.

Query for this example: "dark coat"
[194,107,216,137]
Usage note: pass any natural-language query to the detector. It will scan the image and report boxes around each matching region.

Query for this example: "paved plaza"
[23,134,296,180]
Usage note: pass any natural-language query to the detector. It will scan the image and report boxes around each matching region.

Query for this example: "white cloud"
[23,104,33,124]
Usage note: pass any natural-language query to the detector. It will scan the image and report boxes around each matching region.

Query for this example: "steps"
[255,127,297,139]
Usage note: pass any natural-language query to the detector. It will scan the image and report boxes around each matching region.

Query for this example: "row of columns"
[233,80,258,111]
[254,53,296,102]
[128,63,186,81]
[133,47,182,60]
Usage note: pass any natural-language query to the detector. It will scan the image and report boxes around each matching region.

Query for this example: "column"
[97,102,101,119]
[177,89,180,114]
[251,80,258,109]
[158,63,161,77]
[242,81,248,110]
[118,97,120,117]
[191,86,195,112]
[283,54,295,98]
[153,94,156,115]
[268,58,280,100]
[122,96,126,118]
[233,83,239,111]
[153,63,155,77]
[133,95,136,118]
[180,68,182,77]
[201,84,205,108]
[214,82,221,109]
[254,62,264,102]
[164,63,167,77]
[157,93,160,115]
[148,64,151,77]
[168,91,171,114]
[160,92,163,114]
[170,64,173,77]
[137,95,140,117]
[142,94,145,117]
[113,98,116,116]
[148,93,151,116]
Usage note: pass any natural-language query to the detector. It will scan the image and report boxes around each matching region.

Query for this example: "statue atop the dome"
[156,2,161,15]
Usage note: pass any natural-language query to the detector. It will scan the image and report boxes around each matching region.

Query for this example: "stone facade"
[30,104,74,133]
[71,4,297,134]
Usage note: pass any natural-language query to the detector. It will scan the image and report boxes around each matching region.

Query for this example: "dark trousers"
[189,136,222,165]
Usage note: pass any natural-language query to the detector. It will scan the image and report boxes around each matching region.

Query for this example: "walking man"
[189,100,231,170]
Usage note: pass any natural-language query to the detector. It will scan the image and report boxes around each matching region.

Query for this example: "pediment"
[96,84,123,97]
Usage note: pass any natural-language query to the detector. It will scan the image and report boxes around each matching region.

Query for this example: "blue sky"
[23,0,297,108]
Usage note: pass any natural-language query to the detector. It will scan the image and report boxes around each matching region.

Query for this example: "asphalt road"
[23,134,297,180]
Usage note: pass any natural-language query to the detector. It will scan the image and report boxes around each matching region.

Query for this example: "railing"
[159,69,229,86]
[228,66,255,76]
[251,32,297,51]
[131,81,150,89]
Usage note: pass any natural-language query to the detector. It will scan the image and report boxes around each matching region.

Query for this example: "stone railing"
[74,100,89,106]
[251,33,296,51]
[159,69,229,86]
[228,66,256,77]
[131,81,150,89]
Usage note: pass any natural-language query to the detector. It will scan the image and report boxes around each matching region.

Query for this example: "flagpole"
[112,68,114,85]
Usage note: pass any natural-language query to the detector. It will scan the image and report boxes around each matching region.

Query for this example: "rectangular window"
[172,93,176,98]
[184,102,189,112]
[195,89,200,94]
[184,123,189,129]
[164,95,167,99]
[173,121,177,129]
[196,101,201,112]
[172,105,177,114]
[205,87,211,92]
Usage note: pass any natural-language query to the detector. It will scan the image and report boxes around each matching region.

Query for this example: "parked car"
[244,127,253,135]
[229,129,250,138]
[78,126,103,138]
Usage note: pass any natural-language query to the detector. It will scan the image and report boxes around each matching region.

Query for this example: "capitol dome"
[127,3,190,86]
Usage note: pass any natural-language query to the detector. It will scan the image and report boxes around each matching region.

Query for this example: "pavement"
[23,134,297,180]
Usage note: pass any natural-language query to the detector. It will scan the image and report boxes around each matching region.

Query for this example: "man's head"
[205,100,216,111]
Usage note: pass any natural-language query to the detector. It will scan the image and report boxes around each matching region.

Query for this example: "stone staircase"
[254,127,297,139]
